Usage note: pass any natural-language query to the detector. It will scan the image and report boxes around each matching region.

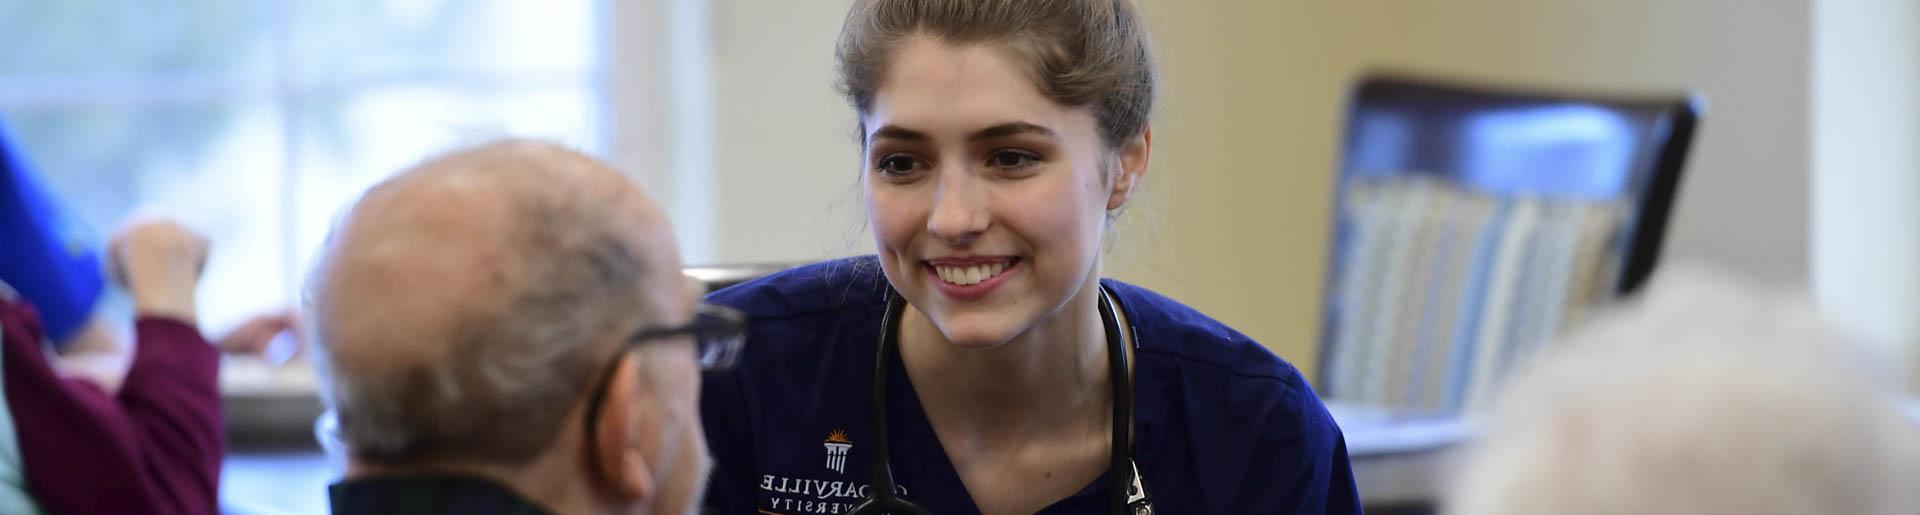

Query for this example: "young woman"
[700,1,1361,512]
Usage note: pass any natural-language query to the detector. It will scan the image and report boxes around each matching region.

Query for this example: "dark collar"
[328,474,553,515]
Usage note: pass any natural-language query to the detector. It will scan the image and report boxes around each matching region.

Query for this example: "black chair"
[1318,72,1702,406]
[1318,73,1702,511]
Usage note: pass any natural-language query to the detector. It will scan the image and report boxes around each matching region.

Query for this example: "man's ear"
[591,353,655,501]
[1107,126,1152,211]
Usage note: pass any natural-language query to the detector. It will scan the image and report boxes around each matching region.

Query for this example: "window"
[0,0,605,331]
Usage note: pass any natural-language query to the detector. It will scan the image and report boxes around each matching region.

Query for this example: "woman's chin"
[931,324,1017,351]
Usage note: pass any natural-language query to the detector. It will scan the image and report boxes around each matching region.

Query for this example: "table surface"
[221,452,335,515]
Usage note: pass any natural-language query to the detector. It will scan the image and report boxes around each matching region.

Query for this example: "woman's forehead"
[864,38,1087,138]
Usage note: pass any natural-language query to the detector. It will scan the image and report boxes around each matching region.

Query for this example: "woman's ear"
[1108,126,1152,211]
[591,353,656,502]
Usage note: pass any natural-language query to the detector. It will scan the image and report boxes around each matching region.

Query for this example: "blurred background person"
[3,116,302,514]
[2,217,223,515]
[0,119,114,353]
[2,120,298,389]
[1444,266,1920,515]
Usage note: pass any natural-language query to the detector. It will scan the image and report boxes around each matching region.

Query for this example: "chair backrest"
[685,263,801,293]
[1316,73,1701,415]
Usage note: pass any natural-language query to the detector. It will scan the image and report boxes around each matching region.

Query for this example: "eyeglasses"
[625,303,748,370]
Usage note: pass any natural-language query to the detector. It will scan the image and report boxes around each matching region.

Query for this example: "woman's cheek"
[866,191,918,250]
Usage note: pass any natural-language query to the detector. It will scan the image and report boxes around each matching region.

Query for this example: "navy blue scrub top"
[700,257,1362,514]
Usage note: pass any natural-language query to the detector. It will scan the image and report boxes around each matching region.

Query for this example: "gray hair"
[1445,264,1920,515]
[310,142,648,465]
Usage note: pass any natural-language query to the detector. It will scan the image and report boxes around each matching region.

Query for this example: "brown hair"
[836,0,1157,149]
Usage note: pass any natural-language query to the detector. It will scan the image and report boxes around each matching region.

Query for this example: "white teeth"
[934,261,1012,286]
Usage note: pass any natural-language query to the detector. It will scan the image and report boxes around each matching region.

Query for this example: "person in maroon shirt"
[2,217,223,515]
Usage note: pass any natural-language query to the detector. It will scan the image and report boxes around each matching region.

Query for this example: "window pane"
[291,84,601,276]
[288,0,598,85]
[0,0,605,333]
[0,0,275,78]
[5,102,290,331]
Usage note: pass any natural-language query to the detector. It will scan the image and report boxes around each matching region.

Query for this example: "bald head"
[310,140,686,465]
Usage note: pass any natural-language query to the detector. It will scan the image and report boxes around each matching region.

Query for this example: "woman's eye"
[876,155,920,176]
[989,150,1040,171]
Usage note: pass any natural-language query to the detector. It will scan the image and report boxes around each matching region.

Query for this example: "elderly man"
[310,140,739,515]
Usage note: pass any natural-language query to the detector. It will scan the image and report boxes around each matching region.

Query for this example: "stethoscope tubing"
[851,287,1141,514]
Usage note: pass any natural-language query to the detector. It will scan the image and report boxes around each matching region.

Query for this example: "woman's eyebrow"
[867,121,1058,145]
[870,124,929,143]
[969,122,1056,142]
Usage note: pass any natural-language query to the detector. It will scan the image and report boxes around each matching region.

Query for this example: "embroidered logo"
[822,429,852,474]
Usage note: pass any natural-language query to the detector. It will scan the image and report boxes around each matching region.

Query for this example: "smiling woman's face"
[860,36,1141,349]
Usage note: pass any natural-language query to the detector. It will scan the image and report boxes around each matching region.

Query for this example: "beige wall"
[707,1,867,263]
[673,0,1813,381]
[1333,1,1813,287]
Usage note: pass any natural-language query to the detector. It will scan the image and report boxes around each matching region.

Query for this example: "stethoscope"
[851,286,1153,514]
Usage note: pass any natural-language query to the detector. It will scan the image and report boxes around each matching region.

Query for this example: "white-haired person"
[1446,265,1920,515]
